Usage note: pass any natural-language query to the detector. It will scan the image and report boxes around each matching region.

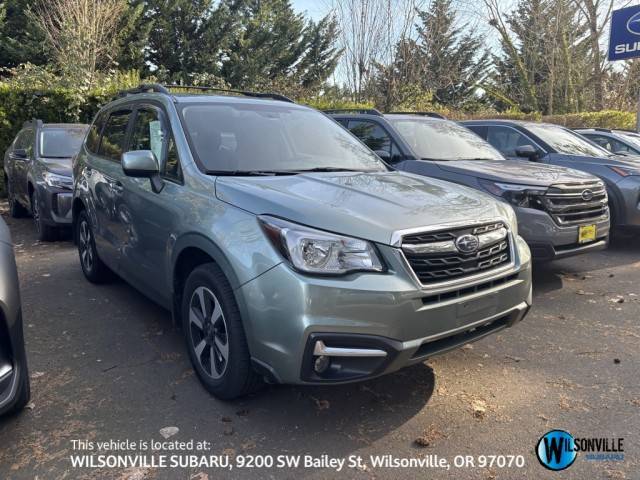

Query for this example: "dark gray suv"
[72,84,532,399]
[329,111,609,262]
[3,120,88,240]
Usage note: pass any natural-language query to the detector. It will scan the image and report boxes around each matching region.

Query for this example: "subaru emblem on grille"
[581,189,594,201]
[455,234,480,254]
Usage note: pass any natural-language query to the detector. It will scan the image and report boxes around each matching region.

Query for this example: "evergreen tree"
[115,0,154,74]
[416,0,490,109]
[0,0,49,69]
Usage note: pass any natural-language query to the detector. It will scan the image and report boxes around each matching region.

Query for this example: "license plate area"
[578,224,597,244]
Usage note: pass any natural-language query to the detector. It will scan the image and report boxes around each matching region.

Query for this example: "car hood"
[434,159,596,186]
[558,153,640,167]
[215,171,511,245]
[41,157,73,176]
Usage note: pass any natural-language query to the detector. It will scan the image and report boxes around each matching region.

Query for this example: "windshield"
[39,127,87,158]
[527,124,611,157]
[616,131,640,151]
[386,117,504,161]
[179,103,387,173]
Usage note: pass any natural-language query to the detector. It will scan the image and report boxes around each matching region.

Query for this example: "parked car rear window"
[527,124,611,157]
[39,127,87,158]
[179,103,387,173]
[386,118,504,161]
[99,110,132,161]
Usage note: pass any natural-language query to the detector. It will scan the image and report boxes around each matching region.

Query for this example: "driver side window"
[486,126,532,158]
[129,107,183,182]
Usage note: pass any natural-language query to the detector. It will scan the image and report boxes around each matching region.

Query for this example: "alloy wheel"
[189,286,229,379]
[78,219,94,272]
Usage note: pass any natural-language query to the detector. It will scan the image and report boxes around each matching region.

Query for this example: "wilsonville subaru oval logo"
[627,11,640,35]
[536,430,577,471]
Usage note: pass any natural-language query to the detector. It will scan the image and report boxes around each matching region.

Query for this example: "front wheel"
[75,210,113,283]
[182,263,261,400]
[6,176,28,218]
[31,190,56,241]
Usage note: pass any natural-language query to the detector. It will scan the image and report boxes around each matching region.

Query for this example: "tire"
[8,366,31,414]
[182,263,262,400]
[6,176,28,218]
[75,209,113,283]
[30,190,57,241]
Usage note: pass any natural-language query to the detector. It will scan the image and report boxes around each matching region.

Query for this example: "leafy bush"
[542,110,636,130]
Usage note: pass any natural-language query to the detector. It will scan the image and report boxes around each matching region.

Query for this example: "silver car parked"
[72,84,532,399]
[0,216,30,415]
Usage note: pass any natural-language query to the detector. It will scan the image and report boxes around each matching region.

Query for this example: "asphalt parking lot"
[0,201,638,480]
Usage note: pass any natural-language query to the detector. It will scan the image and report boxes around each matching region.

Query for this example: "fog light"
[314,355,330,374]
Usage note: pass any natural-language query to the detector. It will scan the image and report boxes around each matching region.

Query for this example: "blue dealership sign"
[609,5,640,61]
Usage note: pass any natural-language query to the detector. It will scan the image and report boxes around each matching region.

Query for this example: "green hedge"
[541,110,636,130]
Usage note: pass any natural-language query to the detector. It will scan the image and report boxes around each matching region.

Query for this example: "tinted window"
[179,103,386,173]
[347,120,392,152]
[387,118,503,161]
[99,110,132,161]
[129,107,182,181]
[86,111,108,154]
[39,127,87,158]
[14,129,33,151]
[486,126,536,157]
[616,132,640,153]
[583,134,611,149]
[526,124,610,157]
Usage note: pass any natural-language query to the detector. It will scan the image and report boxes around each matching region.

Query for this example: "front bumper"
[36,183,73,226]
[613,177,640,228]
[515,206,609,262]
[238,237,532,385]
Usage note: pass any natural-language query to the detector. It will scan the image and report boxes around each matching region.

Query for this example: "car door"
[86,108,134,270]
[115,104,184,305]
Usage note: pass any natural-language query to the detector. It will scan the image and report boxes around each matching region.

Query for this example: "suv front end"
[236,204,531,385]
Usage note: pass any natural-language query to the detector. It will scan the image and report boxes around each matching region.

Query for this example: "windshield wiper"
[206,170,297,176]
[290,167,369,173]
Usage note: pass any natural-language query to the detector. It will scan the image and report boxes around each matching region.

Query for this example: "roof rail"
[164,84,294,103]
[22,118,43,128]
[119,83,170,97]
[387,111,447,119]
[117,83,294,103]
[323,108,383,116]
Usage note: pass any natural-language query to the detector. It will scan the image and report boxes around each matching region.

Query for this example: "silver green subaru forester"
[72,84,532,399]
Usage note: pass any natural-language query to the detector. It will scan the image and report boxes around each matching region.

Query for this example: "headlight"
[43,171,73,189]
[609,166,640,177]
[258,216,384,275]
[499,202,519,237]
[478,179,547,208]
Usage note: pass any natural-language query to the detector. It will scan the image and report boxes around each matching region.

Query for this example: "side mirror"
[374,150,391,162]
[12,148,28,160]
[515,144,539,161]
[122,150,164,193]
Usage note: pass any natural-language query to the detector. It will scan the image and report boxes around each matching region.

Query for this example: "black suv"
[3,120,88,240]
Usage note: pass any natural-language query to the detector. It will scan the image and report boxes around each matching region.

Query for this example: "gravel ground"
[0,202,638,480]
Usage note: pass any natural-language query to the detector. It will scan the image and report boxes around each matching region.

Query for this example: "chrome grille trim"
[541,182,608,225]
[401,222,513,285]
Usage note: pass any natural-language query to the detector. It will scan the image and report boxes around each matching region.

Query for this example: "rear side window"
[98,110,132,161]
[86,111,108,154]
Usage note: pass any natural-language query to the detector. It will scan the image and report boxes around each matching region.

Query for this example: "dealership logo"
[627,11,640,35]
[455,234,480,254]
[581,189,595,201]
[536,430,577,471]
[536,430,625,471]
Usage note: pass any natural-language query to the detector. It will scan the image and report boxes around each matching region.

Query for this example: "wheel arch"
[170,233,244,327]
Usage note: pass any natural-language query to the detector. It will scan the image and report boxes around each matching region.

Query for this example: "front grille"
[540,182,608,225]
[402,222,512,285]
